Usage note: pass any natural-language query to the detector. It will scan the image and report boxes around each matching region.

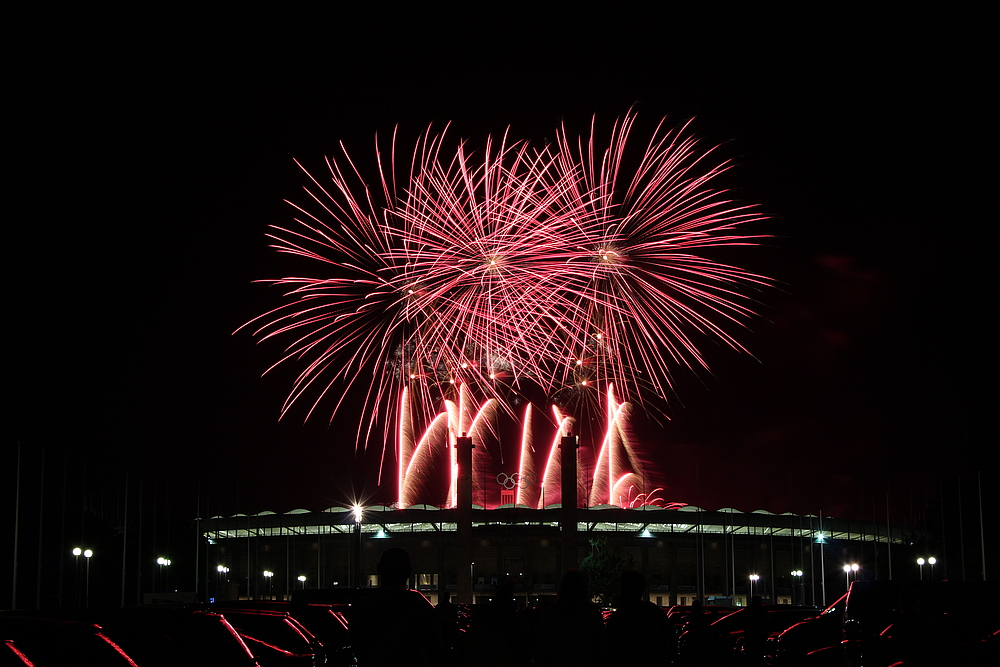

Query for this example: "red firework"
[240,113,769,456]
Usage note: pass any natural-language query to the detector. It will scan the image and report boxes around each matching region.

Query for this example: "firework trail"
[547,115,770,408]
[240,113,769,471]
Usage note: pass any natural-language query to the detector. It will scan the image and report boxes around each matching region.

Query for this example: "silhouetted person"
[687,597,709,630]
[348,547,442,666]
[530,569,607,666]
[741,595,769,666]
[606,570,673,665]
[436,590,456,612]
[464,575,527,666]
[678,598,713,663]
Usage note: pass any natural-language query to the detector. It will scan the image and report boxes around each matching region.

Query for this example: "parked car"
[211,601,356,666]
[666,604,739,637]
[676,604,818,665]
[773,580,999,667]
[1,616,141,666]
[766,593,847,667]
[213,607,325,666]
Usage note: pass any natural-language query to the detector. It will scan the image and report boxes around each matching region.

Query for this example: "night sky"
[10,9,989,532]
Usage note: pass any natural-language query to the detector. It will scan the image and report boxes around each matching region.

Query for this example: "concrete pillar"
[560,435,579,573]
[456,435,474,603]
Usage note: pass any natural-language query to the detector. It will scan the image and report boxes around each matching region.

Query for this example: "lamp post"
[83,549,93,607]
[917,557,936,580]
[156,557,171,593]
[217,565,229,600]
[72,548,82,607]
[352,504,363,589]
[297,575,306,589]
[842,563,859,591]
[263,571,274,600]
[814,532,827,607]
[749,574,760,601]
[791,570,803,605]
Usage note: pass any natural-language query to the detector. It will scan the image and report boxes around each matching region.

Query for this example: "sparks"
[239,113,770,479]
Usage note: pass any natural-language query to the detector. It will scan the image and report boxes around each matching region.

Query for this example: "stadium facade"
[199,502,916,608]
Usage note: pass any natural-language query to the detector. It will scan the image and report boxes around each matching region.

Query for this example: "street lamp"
[217,565,229,599]
[263,571,274,600]
[842,563,859,591]
[351,504,363,589]
[72,548,83,607]
[749,574,760,601]
[917,557,936,580]
[791,570,803,605]
[83,550,93,608]
[297,575,307,589]
[157,557,171,592]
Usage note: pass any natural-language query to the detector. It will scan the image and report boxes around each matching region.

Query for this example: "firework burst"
[547,115,771,408]
[240,113,769,462]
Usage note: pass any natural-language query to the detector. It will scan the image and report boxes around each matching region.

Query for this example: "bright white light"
[83,549,93,558]
[352,504,363,523]
[73,547,82,556]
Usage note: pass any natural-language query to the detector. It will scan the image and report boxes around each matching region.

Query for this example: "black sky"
[10,9,990,523]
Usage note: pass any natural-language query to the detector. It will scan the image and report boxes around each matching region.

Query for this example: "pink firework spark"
[548,114,771,408]
[240,114,769,472]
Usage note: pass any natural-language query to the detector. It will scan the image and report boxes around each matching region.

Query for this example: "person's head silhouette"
[619,570,645,603]
[377,547,412,589]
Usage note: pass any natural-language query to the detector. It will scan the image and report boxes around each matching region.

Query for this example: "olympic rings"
[496,472,536,489]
